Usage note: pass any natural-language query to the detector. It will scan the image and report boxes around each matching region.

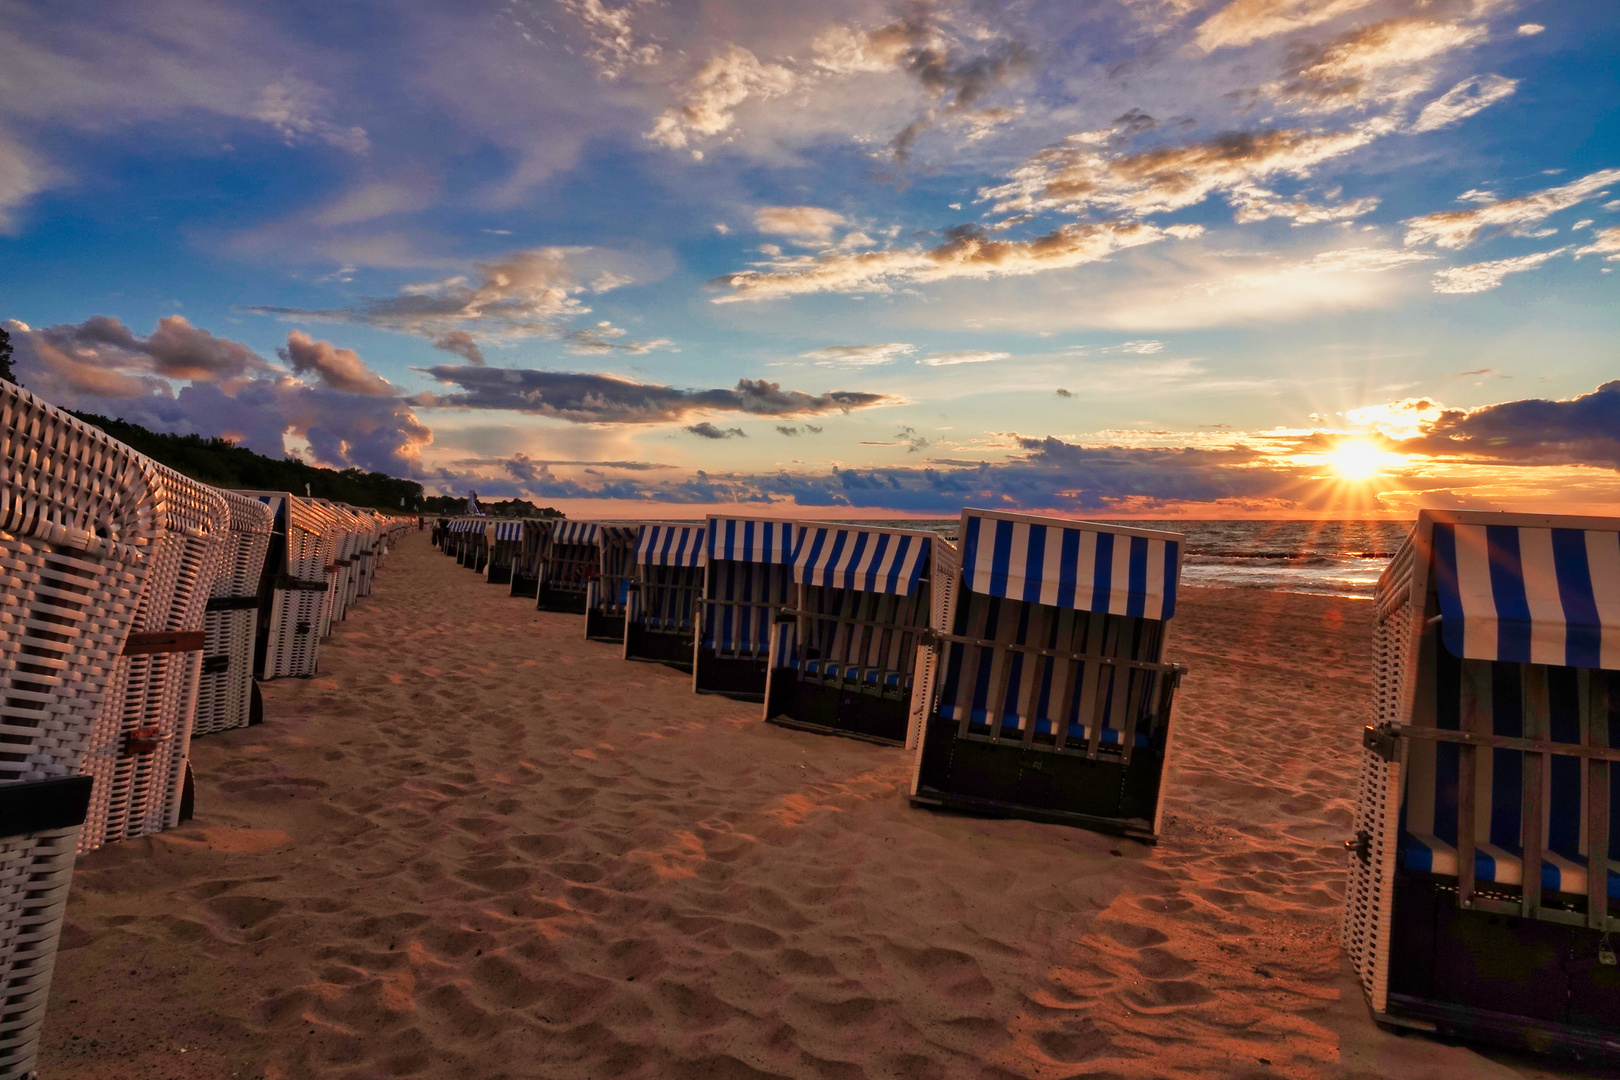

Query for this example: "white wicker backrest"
[1,385,161,782]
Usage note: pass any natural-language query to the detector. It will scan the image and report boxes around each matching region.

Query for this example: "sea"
[855,519,1411,600]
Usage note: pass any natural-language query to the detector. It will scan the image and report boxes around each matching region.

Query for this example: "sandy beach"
[37,532,1617,1080]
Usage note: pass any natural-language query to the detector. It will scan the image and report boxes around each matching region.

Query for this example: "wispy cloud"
[1431,248,1568,294]
[1405,169,1620,248]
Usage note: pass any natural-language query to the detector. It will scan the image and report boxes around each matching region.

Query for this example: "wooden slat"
[1084,614,1112,760]
[1589,672,1612,930]
[1391,727,1620,763]
[985,601,1018,745]
[1521,665,1547,919]
[123,630,206,656]
[1457,669,1480,909]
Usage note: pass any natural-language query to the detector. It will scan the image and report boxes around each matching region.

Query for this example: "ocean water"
[855,518,1410,600]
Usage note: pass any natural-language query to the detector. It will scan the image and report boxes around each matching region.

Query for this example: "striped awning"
[707,516,798,564]
[639,524,706,567]
[959,511,1182,621]
[452,518,484,533]
[1433,519,1620,669]
[795,525,930,596]
[493,521,523,541]
[552,520,599,545]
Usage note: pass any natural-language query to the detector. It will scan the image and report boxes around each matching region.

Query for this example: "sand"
[38,532,1619,1080]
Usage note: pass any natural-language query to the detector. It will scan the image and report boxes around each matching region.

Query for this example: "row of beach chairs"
[439,506,1620,1062]
[0,382,410,1079]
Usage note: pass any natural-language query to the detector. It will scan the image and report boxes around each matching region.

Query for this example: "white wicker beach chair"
[191,490,273,737]
[1,383,163,1079]
[78,462,229,853]
[584,525,641,642]
[908,510,1188,843]
[1344,509,1619,1060]
[694,516,800,699]
[234,492,337,680]
[509,518,553,598]
[625,523,705,670]
[486,520,525,586]
[765,524,957,747]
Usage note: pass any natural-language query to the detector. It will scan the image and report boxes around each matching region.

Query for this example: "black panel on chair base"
[585,610,626,643]
[488,564,513,585]
[912,716,1163,842]
[0,775,94,838]
[625,626,694,671]
[536,586,588,614]
[694,649,767,700]
[765,671,908,745]
[1383,872,1620,1062]
[249,680,264,726]
[510,573,539,598]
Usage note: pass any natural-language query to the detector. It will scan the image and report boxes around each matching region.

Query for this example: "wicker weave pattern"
[1342,543,1418,1014]
[80,463,228,853]
[193,492,272,736]
[0,824,78,1080]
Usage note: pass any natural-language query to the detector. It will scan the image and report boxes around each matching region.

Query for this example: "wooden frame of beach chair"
[624,523,706,671]
[764,524,957,747]
[316,500,365,616]
[191,490,273,737]
[909,510,1188,843]
[346,505,380,598]
[694,516,800,700]
[486,520,524,585]
[537,520,600,615]
[509,518,553,598]
[235,492,337,680]
[1,384,163,1079]
[1344,509,1620,1061]
[79,461,230,853]
[584,525,641,642]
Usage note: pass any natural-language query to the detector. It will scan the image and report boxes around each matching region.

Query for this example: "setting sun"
[1328,440,1394,480]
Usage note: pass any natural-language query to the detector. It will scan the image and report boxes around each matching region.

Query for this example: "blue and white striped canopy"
[638,523,706,567]
[451,518,484,533]
[706,516,798,564]
[551,520,600,545]
[959,510,1182,621]
[795,525,930,596]
[492,521,523,541]
[1432,517,1620,669]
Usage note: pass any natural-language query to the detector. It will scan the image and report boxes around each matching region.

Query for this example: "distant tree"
[0,324,17,385]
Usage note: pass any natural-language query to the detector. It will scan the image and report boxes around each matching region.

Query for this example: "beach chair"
[315,500,364,615]
[1344,509,1620,1060]
[909,510,1188,843]
[509,518,553,598]
[765,524,957,746]
[465,517,490,573]
[234,492,338,680]
[79,461,230,853]
[346,505,380,598]
[624,523,706,671]
[694,516,800,699]
[1,384,173,1078]
[431,516,448,549]
[537,520,600,614]
[486,520,524,585]
[584,525,641,642]
[191,490,273,737]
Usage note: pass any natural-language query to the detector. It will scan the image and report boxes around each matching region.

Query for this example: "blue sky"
[3,0,1618,516]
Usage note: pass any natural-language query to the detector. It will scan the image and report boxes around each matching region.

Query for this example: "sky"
[2,0,1618,518]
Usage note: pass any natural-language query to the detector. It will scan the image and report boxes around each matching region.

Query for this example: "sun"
[1327,439,1392,480]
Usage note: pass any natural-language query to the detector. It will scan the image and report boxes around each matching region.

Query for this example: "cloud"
[0,130,55,232]
[687,422,747,439]
[1397,381,1620,469]
[278,330,395,394]
[1575,227,1620,260]
[754,206,847,243]
[916,350,1010,366]
[1405,169,1620,248]
[564,322,673,355]
[646,46,797,151]
[802,342,916,366]
[554,0,661,78]
[250,79,369,152]
[776,425,802,436]
[1276,17,1485,109]
[714,220,1178,302]
[983,118,1395,220]
[17,315,276,393]
[433,330,485,365]
[1516,23,1545,36]
[1410,74,1518,133]
[243,248,634,345]
[1431,248,1567,294]
[6,319,429,475]
[417,366,893,424]
[1195,0,1381,52]
[1055,388,1074,397]
[1229,185,1380,224]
